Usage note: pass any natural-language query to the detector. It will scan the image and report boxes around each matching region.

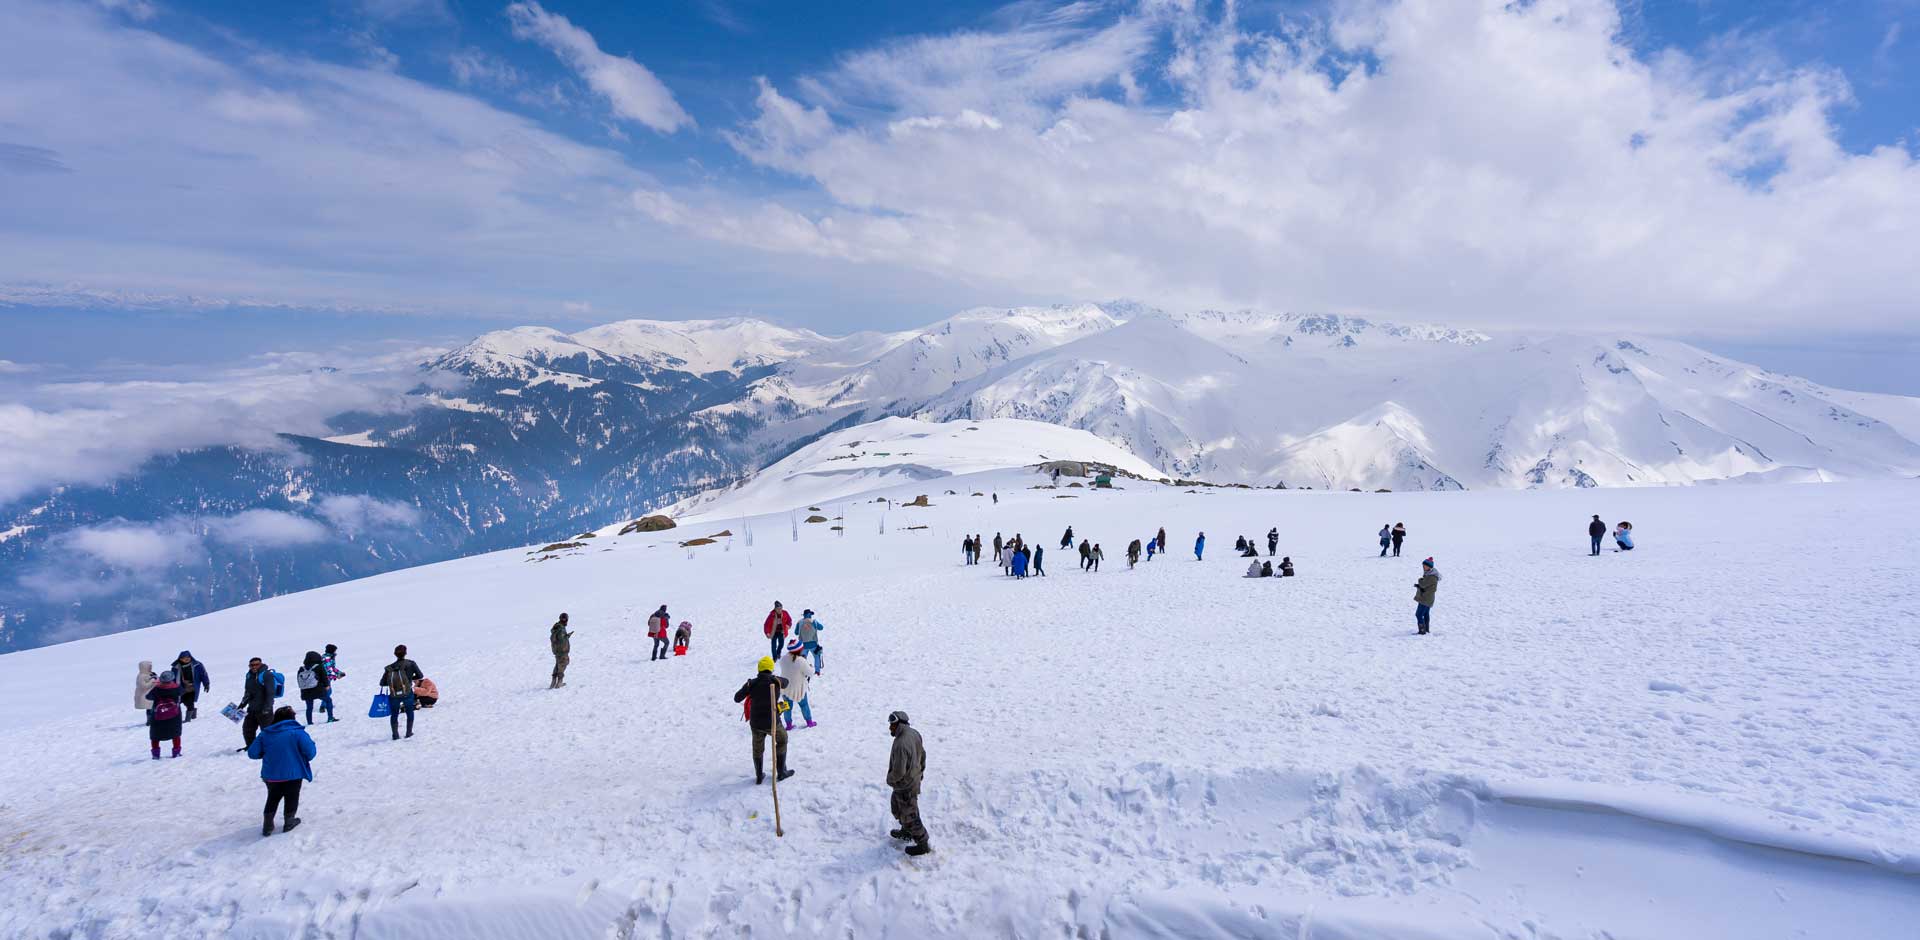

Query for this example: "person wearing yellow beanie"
[734,657,792,784]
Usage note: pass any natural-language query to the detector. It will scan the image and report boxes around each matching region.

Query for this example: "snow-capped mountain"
[7,301,1918,651]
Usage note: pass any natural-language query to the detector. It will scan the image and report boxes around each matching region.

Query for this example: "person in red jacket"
[763,601,793,658]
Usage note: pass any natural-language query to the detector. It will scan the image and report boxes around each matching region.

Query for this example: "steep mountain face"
[6,302,1917,650]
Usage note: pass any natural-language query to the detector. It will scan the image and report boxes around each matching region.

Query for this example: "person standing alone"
[380,646,425,740]
[886,710,931,856]
[1413,558,1440,635]
[549,613,572,688]
[1588,515,1606,556]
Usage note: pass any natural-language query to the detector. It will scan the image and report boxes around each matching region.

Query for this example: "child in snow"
[146,669,185,760]
[780,640,817,730]
[1613,522,1635,551]
[674,620,693,654]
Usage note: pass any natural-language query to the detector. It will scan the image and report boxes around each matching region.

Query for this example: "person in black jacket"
[379,645,425,741]
[238,657,276,751]
[172,650,210,721]
[1032,544,1045,577]
[1267,528,1278,556]
[298,651,334,725]
[1588,514,1606,556]
[732,656,792,784]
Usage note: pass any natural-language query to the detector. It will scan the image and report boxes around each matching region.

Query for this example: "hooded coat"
[299,651,332,702]
[173,652,210,694]
[247,718,316,782]
[146,678,184,740]
[135,661,156,711]
[1415,568,1441,606]
[888,723,926,793]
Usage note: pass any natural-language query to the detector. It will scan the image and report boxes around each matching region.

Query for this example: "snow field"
[2,474,1917,937]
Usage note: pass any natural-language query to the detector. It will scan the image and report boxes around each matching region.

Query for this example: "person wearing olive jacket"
[886,710,931,856]
[549,613,572,689]
[1414,557,1441,635]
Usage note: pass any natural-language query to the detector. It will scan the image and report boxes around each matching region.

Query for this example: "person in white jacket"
[136,660,157,713]
[780,640,816,729]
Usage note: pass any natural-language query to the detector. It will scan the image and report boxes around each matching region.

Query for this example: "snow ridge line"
[1486,780,1920,875]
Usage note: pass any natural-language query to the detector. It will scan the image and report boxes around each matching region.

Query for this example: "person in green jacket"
[886,710,931,856]
[1414,558,1440,635]
[549,613,572,689]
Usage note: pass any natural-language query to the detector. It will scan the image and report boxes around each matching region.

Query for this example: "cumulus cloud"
[316,494,420,536]
[208,510,332,548]
[649,0,1920,335]
[505,1,692,133]
[65,522,202,570]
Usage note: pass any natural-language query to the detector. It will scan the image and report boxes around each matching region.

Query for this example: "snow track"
[3,473,1917,937]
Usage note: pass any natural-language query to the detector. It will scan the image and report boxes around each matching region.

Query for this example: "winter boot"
[283,817,302,833]
[777,766,795,782]
[905,842,933,857]
[150,745,161,760]
[754,751,765,785]
[262,816,274,837]
[889,828,911,840]
[171,744,182,759]
[804,720,817,729]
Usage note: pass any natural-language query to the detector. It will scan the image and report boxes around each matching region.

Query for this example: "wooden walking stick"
[768,680,785,838]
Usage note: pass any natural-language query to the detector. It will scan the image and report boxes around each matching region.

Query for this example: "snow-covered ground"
[3,469,1917,938]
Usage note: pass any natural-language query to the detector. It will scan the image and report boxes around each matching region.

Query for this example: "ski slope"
[2,465,1917,938]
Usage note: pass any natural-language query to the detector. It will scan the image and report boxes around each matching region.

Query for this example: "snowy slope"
[663,417,1160,519]
[4,469,1918,938]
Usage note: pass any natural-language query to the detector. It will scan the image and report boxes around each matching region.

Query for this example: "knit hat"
[787,638,805,655]
[1422,557,1434,567]
[757,656,775,673]
[887,710,910,726]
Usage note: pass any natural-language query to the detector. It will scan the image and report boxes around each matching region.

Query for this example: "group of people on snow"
[1376,522,1409,557]
[1588,515,1635,554]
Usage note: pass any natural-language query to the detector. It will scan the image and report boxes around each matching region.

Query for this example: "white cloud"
[208,88,315,126]
[208,509,332,547]
[93,0,157,21]
[651,0,1920,336]
[316,494,420,535]
[504,1,692,133]
[0,360,36,374]
[65,522,202,570]
[449,47,522,88]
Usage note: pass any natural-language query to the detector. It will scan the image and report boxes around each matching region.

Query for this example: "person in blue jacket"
[1194,532,1206,561]
[171,650,211,721]
[247,705,316,836]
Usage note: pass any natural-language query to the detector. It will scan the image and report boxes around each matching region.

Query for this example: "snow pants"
[1415,604,1431,634]
[891,786,928,845]
[263,779,301,823]
[752,725,789,778]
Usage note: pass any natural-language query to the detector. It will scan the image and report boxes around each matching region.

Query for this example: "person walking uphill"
[380,646,425,740]
[732,657,792,784]
[146,669,185,760]
[764,601,793,659]
[886,710,931,856]
[648,605,672,661]
[1413,558,1441,635]
[247,705,315,837]
[781,640,817,729]
[238,658,276,751]
[298,651,334,725]
[1588,515,1606,556]
[794,609,826,674]
[172,651,210,721]
[1378,524,1392,557]
[549,613,572,688]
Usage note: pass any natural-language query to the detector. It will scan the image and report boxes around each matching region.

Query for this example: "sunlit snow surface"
[3,464,1916,938]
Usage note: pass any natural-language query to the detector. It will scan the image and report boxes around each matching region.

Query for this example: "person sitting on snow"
[413,676,439,708]
[1279,557,1295,577]
[1245,558,1265,578]
[1613,521,1635,551]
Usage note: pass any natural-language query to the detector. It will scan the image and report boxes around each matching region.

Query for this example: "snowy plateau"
[1,411,1916,939]
[8,303,1920,652]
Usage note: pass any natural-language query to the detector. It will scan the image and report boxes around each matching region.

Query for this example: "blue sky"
[1,0,1917,389]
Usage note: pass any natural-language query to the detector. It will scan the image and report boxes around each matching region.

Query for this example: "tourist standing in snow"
[172,651,209,721]
[1032,544,1046,577]
[1267,528,1279,556]
[764,601,793,659]
[1156,528,1167,554]
[247,705,315,837]
[238,658,277,751]
[1089,543,1104,571]
[1194,532,1206,560]
[549,613,572,688]
[1013,545,1030,578]
[795,609,825,673]
[135,661,156,718]
[649,605,672,661]
[886,710,931,856]
[781,640,817,729]
[145,669,184,760]
[1378,524,1392,557]
[1414,558,1440,635]
[993,533,1003,561]
[1588,515,1606,556]
[380,646,425,740]
[1060,526,1074,549]
[1391,523,1407,557]
[1078,539,1092,570]
[298,651,334,725]
[732,657,792,784]
[1613,521,1635,551]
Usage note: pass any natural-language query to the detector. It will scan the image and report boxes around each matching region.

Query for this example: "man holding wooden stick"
[733,656,793,787]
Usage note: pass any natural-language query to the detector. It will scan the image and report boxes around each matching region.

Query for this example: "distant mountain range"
[6,303,1917,650]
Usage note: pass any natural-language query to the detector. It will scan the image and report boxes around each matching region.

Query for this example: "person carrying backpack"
[237,657,278,751]
[550,613,572,688]
[794,609,825,674]
[146,669,185,760]
[648,605,671,661]
[732,657,792,784]
[247,705,315,837]
[379,646,425,740]
[764,601,793,659]
[172,651,210,721]
[298,651,335,725]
